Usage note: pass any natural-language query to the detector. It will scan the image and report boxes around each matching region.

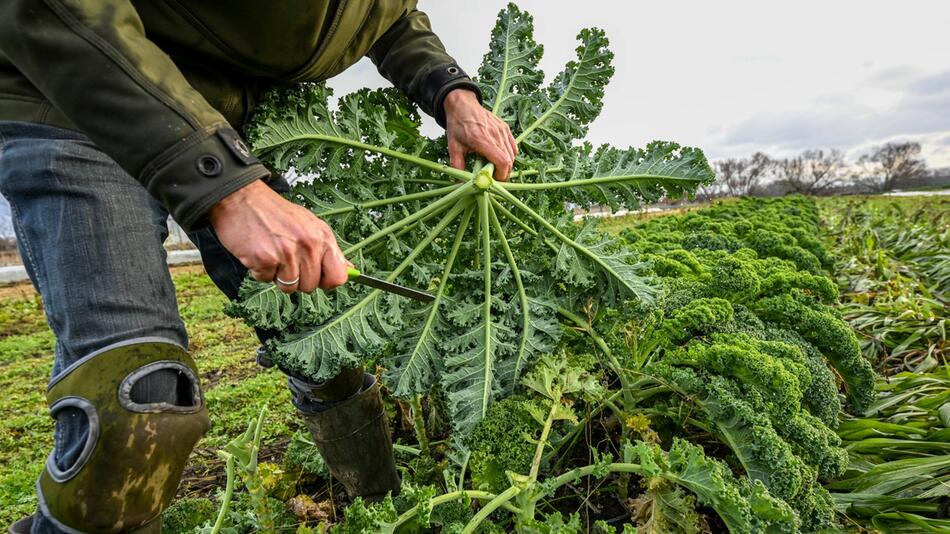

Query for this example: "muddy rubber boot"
[7,516,32,534]
[290,369,401,502]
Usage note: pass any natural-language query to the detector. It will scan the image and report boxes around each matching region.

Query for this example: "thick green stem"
[309,201,470,350]
[515,65,582,144]
[602,397,626,421]
[549,389,623,470]
[497,174,702,192]
[461,486,522,534]
[487,201,531,390]
[393,207,474,395]
[556,306,635,407]
[489,197,561,255]
[508,165,564,180]
[370,177,455,186]
[518,393,562,522]
[389,490,518,530]
[556,307,613,362]
[344,184,473,255]
[392,443,422,456]
[490,20,514,116]
[317,183,461,217]
[529,399,559,483]
[258,133,473,181]
[543,462,645,497]
[410,395,429,455]
[210,454,236,534]
[381,199,473,284]
[477,194,494,418]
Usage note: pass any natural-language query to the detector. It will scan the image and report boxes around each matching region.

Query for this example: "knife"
[346,267,435,303]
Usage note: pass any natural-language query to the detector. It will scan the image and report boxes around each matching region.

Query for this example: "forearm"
[367,8,482,127]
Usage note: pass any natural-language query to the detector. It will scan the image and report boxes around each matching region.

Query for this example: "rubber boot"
[290,369,401,502]
[7,516,32,534]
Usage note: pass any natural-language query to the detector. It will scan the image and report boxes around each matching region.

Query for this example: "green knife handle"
[347,267,361,279]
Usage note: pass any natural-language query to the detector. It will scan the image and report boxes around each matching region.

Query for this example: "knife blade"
[347,267,435,303]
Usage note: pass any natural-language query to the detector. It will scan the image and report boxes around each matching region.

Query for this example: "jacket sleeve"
[0,0,270,231]
[367,7,482,128]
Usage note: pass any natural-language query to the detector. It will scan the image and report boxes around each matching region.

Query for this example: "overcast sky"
[328,0,950,168]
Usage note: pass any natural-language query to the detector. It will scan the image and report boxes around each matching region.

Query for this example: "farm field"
[1,193,946,532]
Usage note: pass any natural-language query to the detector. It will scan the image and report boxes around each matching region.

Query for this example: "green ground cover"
[1,194,945,532]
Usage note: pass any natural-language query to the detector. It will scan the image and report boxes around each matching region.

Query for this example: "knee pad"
[37,339,210,532]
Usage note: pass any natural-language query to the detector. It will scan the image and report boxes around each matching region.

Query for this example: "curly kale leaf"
[626,439,797,533]
[756,292,876,411]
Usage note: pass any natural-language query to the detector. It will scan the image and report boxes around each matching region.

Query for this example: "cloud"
[714,69,950,164]
[909,70,950,95]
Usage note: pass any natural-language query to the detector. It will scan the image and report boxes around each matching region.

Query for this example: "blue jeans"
[0,121,256,532]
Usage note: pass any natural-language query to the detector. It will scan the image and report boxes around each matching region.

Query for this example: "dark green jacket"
[0,0,477,230]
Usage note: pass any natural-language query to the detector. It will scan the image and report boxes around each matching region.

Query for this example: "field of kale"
[1,194,945,532]
[1,3,948,532]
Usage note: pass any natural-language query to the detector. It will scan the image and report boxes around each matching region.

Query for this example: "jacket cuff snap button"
[196,155,222,177]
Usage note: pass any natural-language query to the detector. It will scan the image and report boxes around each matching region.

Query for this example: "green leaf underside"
[239,3,712,432]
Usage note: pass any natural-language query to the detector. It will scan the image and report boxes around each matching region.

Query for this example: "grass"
[0,266,306,525]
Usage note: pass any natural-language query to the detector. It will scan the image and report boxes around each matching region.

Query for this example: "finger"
[296,240,322,294]
[247,251,279,283]
[472,137,509,178]
[481,137,512,181]
[273,256,300,294]
[319,241,350,290]
[448,139,467,170]
[495,128,515,182]
[505,124,518,158]
[250,264,278,284]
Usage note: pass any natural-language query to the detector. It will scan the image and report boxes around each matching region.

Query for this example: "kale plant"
[229,3,712,433]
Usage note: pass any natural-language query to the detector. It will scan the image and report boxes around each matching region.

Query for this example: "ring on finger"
[275,275,300,286]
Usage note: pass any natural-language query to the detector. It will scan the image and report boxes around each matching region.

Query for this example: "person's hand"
[209,180,350,294]
[444,88,518,181]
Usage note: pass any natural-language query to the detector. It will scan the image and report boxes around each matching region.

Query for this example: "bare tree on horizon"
[856,142,928,192]
[711,152,773,197]
[776,149,847,195]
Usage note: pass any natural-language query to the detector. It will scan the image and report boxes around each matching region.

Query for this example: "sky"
[327,0,950,168]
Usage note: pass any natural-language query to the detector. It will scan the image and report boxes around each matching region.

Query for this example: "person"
[0,1,517,532]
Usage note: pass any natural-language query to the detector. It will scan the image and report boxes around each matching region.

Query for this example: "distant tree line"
[700,141,941,199]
